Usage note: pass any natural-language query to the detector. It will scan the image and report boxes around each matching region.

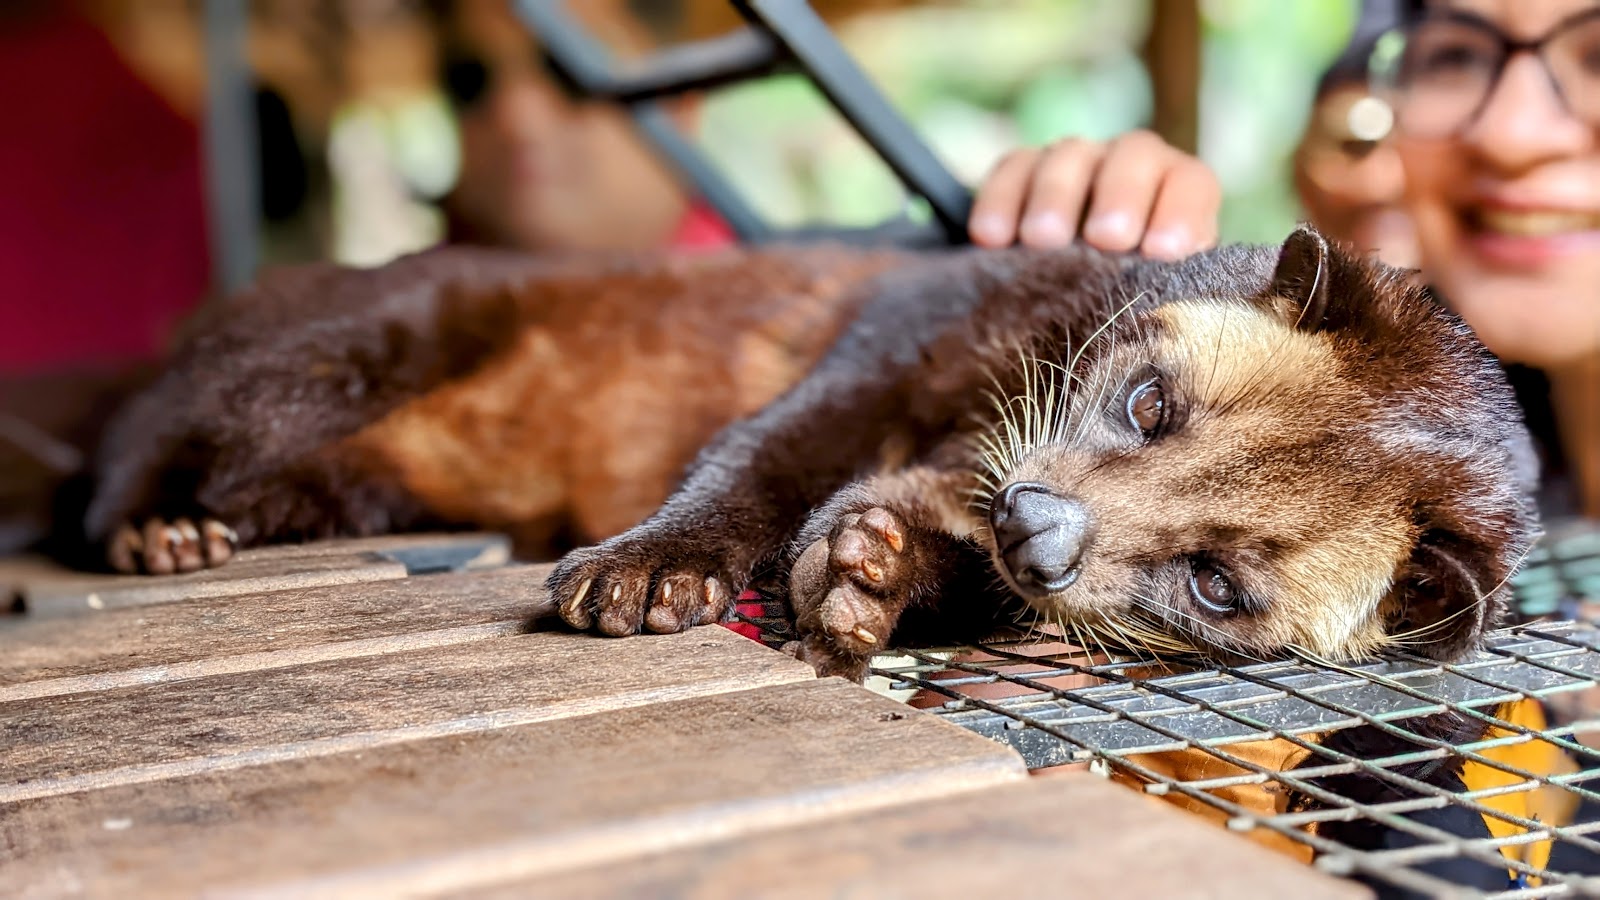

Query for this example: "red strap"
[666,202,737,252]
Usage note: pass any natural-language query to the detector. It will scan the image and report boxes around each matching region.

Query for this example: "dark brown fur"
[84,245,905,560]
[84,230,1537,678]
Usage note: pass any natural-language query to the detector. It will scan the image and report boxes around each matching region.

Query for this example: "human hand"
[968,130,1221,260]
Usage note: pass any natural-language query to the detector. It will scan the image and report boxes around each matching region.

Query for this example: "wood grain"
[5,533,510,621]
[0,536,1359,899]
[0,565,546,692]
[2,680,1026,899]
[17,552,407,619]
[239,532,512,572]
[0,626,814,799]
[512,773,1372,900]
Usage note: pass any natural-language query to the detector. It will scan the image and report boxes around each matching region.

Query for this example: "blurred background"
[0,0,1363,377]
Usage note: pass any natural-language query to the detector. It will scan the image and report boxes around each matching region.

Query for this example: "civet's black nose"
[989,482,1092,594]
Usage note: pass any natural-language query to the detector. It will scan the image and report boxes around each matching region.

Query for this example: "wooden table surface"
[1,536,1369,899]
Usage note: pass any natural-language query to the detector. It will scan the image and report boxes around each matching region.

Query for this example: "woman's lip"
[1458,206,1600,269]
[1462,224,1600,269]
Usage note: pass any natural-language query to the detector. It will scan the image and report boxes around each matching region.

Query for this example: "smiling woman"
[1376,1,1600,358]
[1377,0,1600,516]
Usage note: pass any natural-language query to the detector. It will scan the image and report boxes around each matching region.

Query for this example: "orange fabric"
[1103,697,1579,875]
[1460,699,1581,884]
[1114,739,1315,863]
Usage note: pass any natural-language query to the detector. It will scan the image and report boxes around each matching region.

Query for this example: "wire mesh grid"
[738,521,1600,897]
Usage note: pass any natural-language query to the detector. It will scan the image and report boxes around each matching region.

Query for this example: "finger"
[1140,159,1223,260]
[1080,130,1172,253]
[968,148,1041,247]
[1017,139,1107,249]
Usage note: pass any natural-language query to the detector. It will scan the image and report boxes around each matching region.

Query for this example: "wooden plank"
[1,680,1026,899]
[15,551,407,619]
[238,532,512,572]
[513,774,1372,900]
[5,533,510,621]
[0,554,67,609]
[0,626,814,799]
[1142,0,1201,155]
[0,566,546,693]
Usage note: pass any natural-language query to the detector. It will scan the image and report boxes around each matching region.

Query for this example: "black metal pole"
[734,0,974,243]
[202,0,261,295]
[515,0,773,241]
[515,1,783,102]
[630,103,773,242]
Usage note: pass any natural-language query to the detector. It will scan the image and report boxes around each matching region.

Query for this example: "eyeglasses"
[1368,7,1600,138]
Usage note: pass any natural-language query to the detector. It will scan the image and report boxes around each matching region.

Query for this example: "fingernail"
[1020,211,1072,247]
[969,213,1009,246]
[1084,211,1132,245]
[1143,228,1190,259]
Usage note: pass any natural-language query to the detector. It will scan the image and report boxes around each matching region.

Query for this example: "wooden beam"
[1142,0,1201,155]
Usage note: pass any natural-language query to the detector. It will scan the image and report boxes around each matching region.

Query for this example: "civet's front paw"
[785,507,917,681]
[544,528,737,636]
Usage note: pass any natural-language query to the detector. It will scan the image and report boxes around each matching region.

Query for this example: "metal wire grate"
[738,521,1600,897]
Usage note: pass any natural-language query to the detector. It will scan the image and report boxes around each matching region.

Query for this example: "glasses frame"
[1369,6,1600,138]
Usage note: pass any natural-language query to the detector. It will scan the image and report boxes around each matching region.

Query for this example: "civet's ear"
[1387,485,1534,662]
[1270,225,1333,332]
[1388,532,1498,662]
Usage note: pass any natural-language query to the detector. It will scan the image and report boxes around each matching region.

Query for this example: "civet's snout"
[990,482,1093,596]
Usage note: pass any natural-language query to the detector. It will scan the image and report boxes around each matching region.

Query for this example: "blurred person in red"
[425,0,732,254]
[0,1,210,555]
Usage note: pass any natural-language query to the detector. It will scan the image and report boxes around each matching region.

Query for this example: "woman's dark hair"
[420,0,685,108]
[1315,0,1414,96]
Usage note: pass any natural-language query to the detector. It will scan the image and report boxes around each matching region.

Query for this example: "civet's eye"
[1126,378,1166,437]
[1189,563,1238,615]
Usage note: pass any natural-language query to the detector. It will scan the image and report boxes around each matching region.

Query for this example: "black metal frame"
[512,0,973,247]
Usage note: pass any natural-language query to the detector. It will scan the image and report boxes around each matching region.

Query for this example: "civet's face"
[982,229,1537,663]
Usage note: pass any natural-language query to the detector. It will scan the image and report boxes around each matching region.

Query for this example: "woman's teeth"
[1471,208,1600,237]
